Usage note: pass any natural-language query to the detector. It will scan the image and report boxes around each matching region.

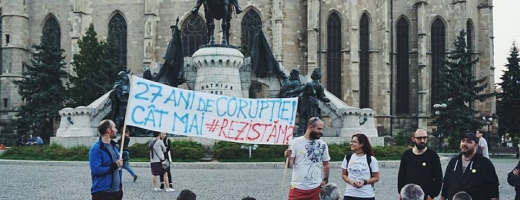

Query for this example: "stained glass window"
[359,13,370,108]
[327,13,342,98]
[43,16,60,48]
[396,17,410,114]
[182,15,208,57]
[431,18,446,107]
[109,13,127,70]
[241,10,262,55]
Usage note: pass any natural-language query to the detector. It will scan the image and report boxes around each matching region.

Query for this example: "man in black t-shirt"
[397,128,443,200]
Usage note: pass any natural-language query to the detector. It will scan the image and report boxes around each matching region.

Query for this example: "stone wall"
[0,0,495,135]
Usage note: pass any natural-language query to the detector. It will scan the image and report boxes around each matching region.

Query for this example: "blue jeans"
[122,161,135,177]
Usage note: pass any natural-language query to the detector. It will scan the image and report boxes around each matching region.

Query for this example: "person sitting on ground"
[35,135,44,145]
[319,183,342,200]
[241,197,256,200]
[452,191,472,200]
[176,189,196,200]
[399,183,425,200]
[17,135,26,146]
[25,134,36,145]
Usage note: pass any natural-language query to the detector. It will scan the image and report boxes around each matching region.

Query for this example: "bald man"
[397,129,443,200]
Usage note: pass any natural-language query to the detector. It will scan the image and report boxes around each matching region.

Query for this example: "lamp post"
[240,144,259,159]
[433,103,447,152]
[481,114,494,146]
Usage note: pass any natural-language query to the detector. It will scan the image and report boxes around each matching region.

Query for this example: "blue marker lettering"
[131,105,145,125]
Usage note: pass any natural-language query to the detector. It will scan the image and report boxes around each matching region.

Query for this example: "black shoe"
[133,175,138,182]
[236,7,242,14]
[160,184,165,190]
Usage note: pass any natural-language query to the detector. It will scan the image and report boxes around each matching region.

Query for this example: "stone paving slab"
[0,157,449,169]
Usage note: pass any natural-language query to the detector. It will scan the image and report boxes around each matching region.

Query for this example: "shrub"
[128,142,150,159]
[0,144,89,161]
[171,140,205,161]
[129,140,206,161]
[394,131,409,146]
[213,141,248,160]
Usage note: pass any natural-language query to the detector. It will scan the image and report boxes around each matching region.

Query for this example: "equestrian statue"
[192,0,243,45]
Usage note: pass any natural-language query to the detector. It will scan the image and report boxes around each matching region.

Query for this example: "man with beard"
[397,129,442,200]
[89,120,124,200]
[284,117,331,200]
[440,133,499,200]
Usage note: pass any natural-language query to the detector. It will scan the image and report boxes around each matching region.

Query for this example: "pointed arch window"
[431,18,446,107]
[43,16,60,48]
[359,13,370,108]
[108,13,128,71]
[466,20,474,53]
[241,10,262,55]
[327,13,342,98]
[182,15,208,57]
[396,17,410,114]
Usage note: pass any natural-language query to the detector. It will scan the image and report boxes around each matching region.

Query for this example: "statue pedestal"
[192,46,244,97]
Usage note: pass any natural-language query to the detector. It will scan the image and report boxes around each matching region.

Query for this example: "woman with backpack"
[341,133,380,200]
[149,131,174,192]
[159,132,173,190]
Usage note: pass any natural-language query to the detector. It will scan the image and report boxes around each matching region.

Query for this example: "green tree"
[497,43,520,137]
[433,30,493,142]
[66,24,122,107]
[12,24,67,135]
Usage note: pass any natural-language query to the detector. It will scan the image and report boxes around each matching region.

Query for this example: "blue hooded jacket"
[89,138,123,194]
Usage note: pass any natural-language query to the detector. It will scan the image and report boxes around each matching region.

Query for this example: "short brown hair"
[476,129,484,134]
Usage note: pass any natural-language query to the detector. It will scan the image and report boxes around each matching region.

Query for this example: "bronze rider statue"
[192,0,243,14]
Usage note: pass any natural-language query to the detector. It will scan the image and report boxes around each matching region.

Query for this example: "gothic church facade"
[0,0,495,135]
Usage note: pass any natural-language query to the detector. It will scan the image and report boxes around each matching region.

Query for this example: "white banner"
[125,75,298,145]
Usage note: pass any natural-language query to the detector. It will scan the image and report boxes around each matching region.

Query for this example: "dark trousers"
[343,196,375,200]
[160,166,172,189]
[92,189,123,200]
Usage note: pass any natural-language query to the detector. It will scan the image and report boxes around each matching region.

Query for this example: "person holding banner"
[89,120,124,200]
[284,117,331,200]
[149,131,174,192]
[159,132,173,190]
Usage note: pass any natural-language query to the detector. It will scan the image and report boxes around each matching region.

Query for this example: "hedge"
[0,140,410,161]
[213,141,410,161]
[0,144,90,161]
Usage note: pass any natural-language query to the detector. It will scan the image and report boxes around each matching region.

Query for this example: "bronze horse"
[203,0,233,45]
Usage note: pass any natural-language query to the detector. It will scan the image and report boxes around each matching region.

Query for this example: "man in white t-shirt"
[284,117,331,200]
[476,129,489,159]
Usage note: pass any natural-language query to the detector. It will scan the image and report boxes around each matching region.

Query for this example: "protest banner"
[125,75,298,145]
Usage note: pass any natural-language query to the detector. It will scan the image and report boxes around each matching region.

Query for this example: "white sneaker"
[165,188,175,192]
[153,187,161,191]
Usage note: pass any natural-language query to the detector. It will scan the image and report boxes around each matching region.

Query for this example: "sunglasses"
[308,117,320,126]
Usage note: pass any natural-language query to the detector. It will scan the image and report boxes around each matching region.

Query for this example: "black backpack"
[345,153,374,187]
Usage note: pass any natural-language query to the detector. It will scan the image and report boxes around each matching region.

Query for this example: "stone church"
[0,0,496,137]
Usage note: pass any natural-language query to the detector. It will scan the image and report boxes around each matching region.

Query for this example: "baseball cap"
[461,132,479,144]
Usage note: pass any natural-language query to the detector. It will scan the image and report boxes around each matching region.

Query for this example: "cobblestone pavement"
[0,158,518,199]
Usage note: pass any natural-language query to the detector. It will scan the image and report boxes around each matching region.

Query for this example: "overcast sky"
[493,0,519,83]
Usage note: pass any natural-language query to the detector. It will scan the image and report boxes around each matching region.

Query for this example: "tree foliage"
[66,23,123,107]
[432,30,494,139]
[12,24,67,135]
[497,43,520,137]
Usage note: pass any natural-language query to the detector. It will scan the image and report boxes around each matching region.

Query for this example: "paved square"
[0,158,517,199]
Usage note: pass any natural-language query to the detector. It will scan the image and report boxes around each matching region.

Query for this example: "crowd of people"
[284,117,506,200]
[87,117,519,200]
